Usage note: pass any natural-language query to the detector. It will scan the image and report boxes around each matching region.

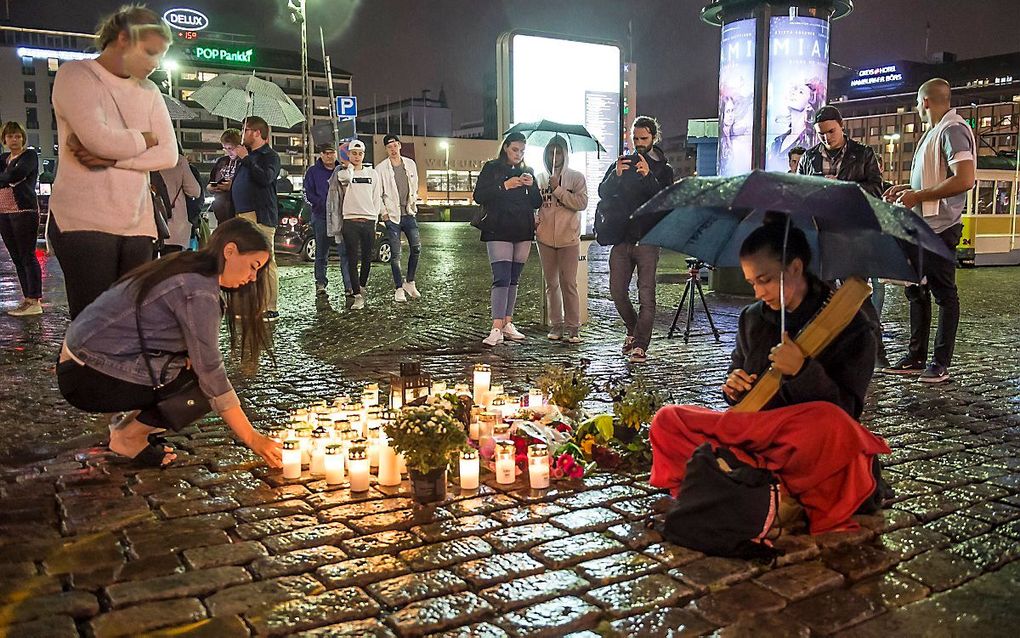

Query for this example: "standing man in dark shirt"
[599,115,673,363]
[232,116,281,320]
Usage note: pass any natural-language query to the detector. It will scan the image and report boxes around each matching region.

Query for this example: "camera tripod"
[668,258,721,343]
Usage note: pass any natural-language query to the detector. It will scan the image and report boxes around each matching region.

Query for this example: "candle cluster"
[272,392,403,491]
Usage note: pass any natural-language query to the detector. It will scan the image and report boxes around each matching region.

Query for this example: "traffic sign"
[337,96,357,119]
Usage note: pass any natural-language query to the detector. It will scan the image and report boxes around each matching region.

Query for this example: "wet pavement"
[1,223,1018,636]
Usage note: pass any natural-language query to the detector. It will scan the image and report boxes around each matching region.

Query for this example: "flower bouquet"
[384,393,468,503]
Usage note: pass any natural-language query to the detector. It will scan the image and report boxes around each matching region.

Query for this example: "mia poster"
[765,15,830,172]
[717,18,756,177]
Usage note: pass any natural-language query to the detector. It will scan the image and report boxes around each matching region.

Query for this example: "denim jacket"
[63,272,239,412]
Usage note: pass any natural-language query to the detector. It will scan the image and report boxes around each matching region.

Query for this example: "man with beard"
[599,115,674,363]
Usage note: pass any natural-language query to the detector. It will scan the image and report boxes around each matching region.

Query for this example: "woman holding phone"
[472,132,543,346]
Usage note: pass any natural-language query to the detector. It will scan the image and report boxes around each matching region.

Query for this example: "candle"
[473,364,491,405]
[366,423,382,468]
[295,427,313,466]
[454,383,471,398]
[493,422,511,442]
[348,413,363,438]
[460,449,480,490]
[528,444,551,489]
[377,442,401,486]
[430,381,448,396]
[494,440,516,485]
[347,440,371,492]
[282,441,302,479]
[363,383,380,407]
[491,397,506,417]
[267,427,287,445]
[324,444,345,485]
[528,388,546,408]
[468,419,480,441]
[500,395,520,419]
[310,426,329,476]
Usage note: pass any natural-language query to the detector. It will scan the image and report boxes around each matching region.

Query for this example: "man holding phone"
[598,115,674,363]
[339,139,383,310]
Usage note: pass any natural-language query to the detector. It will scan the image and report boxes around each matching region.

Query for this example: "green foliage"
[536,362,592,411]
[610,376,665,431]
[383,394,468,474]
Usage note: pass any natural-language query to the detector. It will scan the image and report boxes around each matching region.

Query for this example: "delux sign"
[163,8,210,31]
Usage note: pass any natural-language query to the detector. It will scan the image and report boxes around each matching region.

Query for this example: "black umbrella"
[503,120,607,155]
[633,170,955,283]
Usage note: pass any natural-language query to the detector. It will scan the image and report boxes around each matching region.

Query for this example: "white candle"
[282,441,302,479]
[377,444,401,486]
[366,424,382,468]
[431,381,448,396]
[489,383,504,398]
[348,440,370,492]
[348,413,363,438]
[528,444,550,489]
[494,441,516,485]
[363,383,380,407]
[460,449,480,490]
[468,419,480,441]
[493,422,511,442]
[324,444,345,485]
[528,388,546,408]
[268,428,287,445]
[310,427,329,476]
[473,364,491,405]
[295,428,313,466]
[477,412,498,449]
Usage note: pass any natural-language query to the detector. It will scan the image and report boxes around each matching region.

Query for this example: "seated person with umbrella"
[649,218,891,535]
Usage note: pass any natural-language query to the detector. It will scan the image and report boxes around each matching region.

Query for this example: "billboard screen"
[506,34,621,229]
[717,18,756,177]
[764,15,830,172]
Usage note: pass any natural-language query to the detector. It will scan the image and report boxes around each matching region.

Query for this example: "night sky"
[10,0,1020,138]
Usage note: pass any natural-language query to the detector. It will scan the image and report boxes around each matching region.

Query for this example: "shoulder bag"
[135,309,211,430]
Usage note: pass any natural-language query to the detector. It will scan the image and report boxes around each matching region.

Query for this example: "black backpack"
[658,444,781,560]
[593,193,630,246]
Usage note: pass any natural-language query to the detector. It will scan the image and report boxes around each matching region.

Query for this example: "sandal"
[128,442,176,468]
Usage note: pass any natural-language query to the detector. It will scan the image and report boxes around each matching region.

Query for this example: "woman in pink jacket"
[536,137,588,343]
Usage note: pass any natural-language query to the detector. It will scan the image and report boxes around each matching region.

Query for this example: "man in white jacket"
[340,140,383,310]
[375,134,422,302]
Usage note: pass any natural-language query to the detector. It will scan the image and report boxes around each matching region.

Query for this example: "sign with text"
[188,45,254,65]
[337,96,358,119]
[163,8,209,31]
[717,18,756,177]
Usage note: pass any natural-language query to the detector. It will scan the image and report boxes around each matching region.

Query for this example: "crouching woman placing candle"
[57,218,282,469]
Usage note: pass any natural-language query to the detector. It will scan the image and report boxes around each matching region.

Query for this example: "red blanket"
[649,401,890,534]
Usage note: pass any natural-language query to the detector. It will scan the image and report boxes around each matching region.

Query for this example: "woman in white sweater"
[49,6,177,318]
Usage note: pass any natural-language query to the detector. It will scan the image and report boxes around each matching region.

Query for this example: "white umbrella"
[190,73,305,128]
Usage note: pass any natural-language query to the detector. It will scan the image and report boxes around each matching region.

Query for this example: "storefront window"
[426,170,476,193]
[994,182,1012,215]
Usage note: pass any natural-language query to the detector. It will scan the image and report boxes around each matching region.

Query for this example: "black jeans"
[48,217,153,319]
[905,223,962,368]
[341,220,375,294]
[57,359,200,431]
[0,210,42,299]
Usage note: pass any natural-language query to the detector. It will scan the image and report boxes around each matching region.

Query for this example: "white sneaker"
[502,322,526,341]
[482,328,504,347]
[8,300,42,316]
[394,288,407,302]
[351,294,365,310]
[403,281,421,299]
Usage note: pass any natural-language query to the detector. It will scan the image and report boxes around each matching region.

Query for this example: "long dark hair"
[496,131,527,166]
[739,214,813,269]
[119,218,272,369]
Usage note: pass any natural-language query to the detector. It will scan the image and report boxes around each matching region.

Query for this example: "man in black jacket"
[599,115,673,363]
[796,105,883,197]
[232,116,281,320]
[797,105,887,366]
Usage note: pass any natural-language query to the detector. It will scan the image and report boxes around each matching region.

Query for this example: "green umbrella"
[190,73,305,128]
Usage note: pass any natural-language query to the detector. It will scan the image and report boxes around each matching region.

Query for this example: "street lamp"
[883,133,900,181]
[287,0,312,169]
[161,58,178,97]
[439,140,451,205]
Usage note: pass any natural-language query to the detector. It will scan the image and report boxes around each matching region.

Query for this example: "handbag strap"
[134,305,162,389]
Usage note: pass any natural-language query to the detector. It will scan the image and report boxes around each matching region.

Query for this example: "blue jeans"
[386,215,421,288]
[311,217,352,292]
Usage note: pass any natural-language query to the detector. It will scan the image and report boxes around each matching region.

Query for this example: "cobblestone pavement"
[1,223,1019,637]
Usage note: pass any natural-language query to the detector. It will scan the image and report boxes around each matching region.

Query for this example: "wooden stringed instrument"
[730,276,872,413]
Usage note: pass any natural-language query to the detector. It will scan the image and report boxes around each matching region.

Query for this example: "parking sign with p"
[337,96,357,119]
